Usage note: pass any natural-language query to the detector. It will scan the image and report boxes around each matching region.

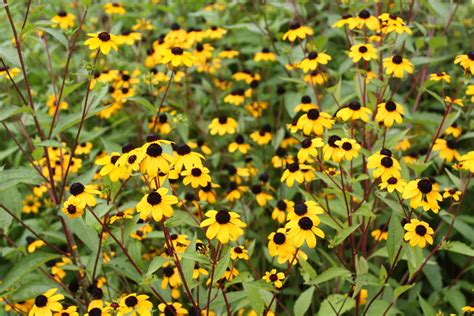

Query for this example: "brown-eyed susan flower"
[334,138,360,162]
[27,237,45,253]
[68,182,101,208]
[297,137,324,163]
[250,125,272,145]
[271,147,291,168]
[220,266,239,282]
[51,11,75,29]
[208,116,238,135]
[133,18,153,31]
[375,100,404,127]
[383,55,414,78]
[75,142,93,155]
[160,47,196,67]
[462,305,474,313]
[467,84,474,102]
[429,72,451,83]
[224,89,246,106]
[454,51,474,74]
[348,44,377,62]
[323,135,345,162]
[110,208,134,224]
[349,9,380,30]
[158,302,187,316]
[198,182,219,203]
[231,245,249,260]
[167,234,190,253]
[139,139,173,177]
[263,269,285,288]
[136,188,178,221]
[218,47,239,59]
[379,13,412,34]
[460,151,474,173]
[29,288,64,316]
[118,293,153,316]
[404,219,434,248]
[131,223,152,240]
[193,263,209,279]
[443,188,462,201]
[104,2,126,15]
[395,138,411,151]
[371,224,388,241]
[54,305,79,316]
[181,165,211,188]
[432,138,461,162]
[445,123,462,138]
[379,176,406,193]
[62,197,84,219]
[282,22,313,42]
[225,181,248,202]
[118,30,142,46]
[85,32,121,55]
[336,101,372,122]
[281,162,311,187]
[22,194,40,214]
[367,149,401,180]
[298,51,332,72]
[296,109,334,136]
[172,143,205,172]
[332,14,353,28]
[0,65,20,80]
[250,184,273,206]
[254,48,277,62]
[294,95,318,113]
[402,178,443,212]
[286,215,325,248]
[445,96,464,107]
[200,209,246,243]
[228,134,251,154]
[47,95,68,116]
[86,300,111,316]
[272,199,294,224]
[95,152,129,182]
[303,70,327,85]
[206,25,227,39]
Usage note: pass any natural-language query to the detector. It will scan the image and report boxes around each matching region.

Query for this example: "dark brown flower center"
[358,9,371,19]
[289,22,301,30]
[146,143,163,157]
[387,177,398,185]
[381,156,393,168]
[176,144,191,155]
[307,109,320,120]
[301,138,312,148]
[215,210,231,224]
[298,216,313,230]
[235,134,245,144]
[273,232,286,244]
[171,47,183,55]
[417,179,432,194]
[125,295,138,307]
[35,295,48,307]
[58,11,67,17]
[98,32,111,42]
[67,205,77,214]
[218,116,228,124]
[269,274,278,281]
[234,246,243,253]
[348,101,361,110]
[342,142,352,151]
[147,192,162,205]
[328,135,341,147]
[294,202,307,216]
[70,182,85,196]
[276,200,287,210]
[89,308,102,316]
[392,55,403,64]
[288,163,299,172]
[415,225,427,236]
[301,95,311,103]
[385,101,396,112]
[358,46,368,53]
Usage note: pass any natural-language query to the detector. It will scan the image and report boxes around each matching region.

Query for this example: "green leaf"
[0,167,43,191]
[318,294,355,316]
[39,27,68,48]
[294,286,314,316]
[35,140,66,148]
[394,284,414,299]
[243,281,266,314]
[0,105,33,121]
[0,187,21,230]
[308,267,351,285]
[333,223,360,246]
[165,210,200,228]
[65,216,99,252]
[0,252,60,294]
[418,294,436,316]
[146,256,167,276]
[443,241,474,257]
[213,246,230,283]
[108,257,142,283]
[387,214,403,265]
[128,96,155,113]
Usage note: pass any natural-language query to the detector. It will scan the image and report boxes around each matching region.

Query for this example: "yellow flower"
[67,182,101,208]
[50,11,75,29]
[27,238,45,253]
[402,178,443,212]
[282,22,313,42]
[95,152,129,182]
[296,109,334,136]
[158,302,188,316]
[47,95,68,116]
[136,188,178,221]
[336,101,372,122]
[206,25,227,39]
[118,293,153,316]
[443,188,462,201]
[367,149,401,181]
[371,225,388,241]
[254,48,277,62]
[62,197,84,219]
[298,51,332,72]
[263,269,285,288]
[230,245,249,260]
[22,194,40,214]
[132,18,153,31]
[218,47,239,59]
[459,151,474,173]
[118,30,142,46]
[323,135,345,163]
[160,47,196,67]
[200,209,246,243]
[224,89,246,106]
[182,166,211,188]
[281,162,313,187]
[208,116,238,135]
[454,52,474,74]
[334,138,361,162]
[349,10,380,30]
[332,14,354,28]
[383,55,414,78]
[445,96,464,107]
[104,2,126,15]
[429,72,451,83]
[84,32,121,55]
[375,100,404,127]
[54,305,79,316]
[303,70,327,85]
[379,176,406,193]
[228,134,251,154]
[348,44,377,62]
[404,219,434,248]
[432,138,461,162]
[0,65,20,80]
[250,126,272,145]
[286,215,325,248]
[29,288,64,316]
[86,300,111,316]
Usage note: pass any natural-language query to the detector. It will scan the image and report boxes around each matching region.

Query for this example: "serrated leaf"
[294,286,314,315]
